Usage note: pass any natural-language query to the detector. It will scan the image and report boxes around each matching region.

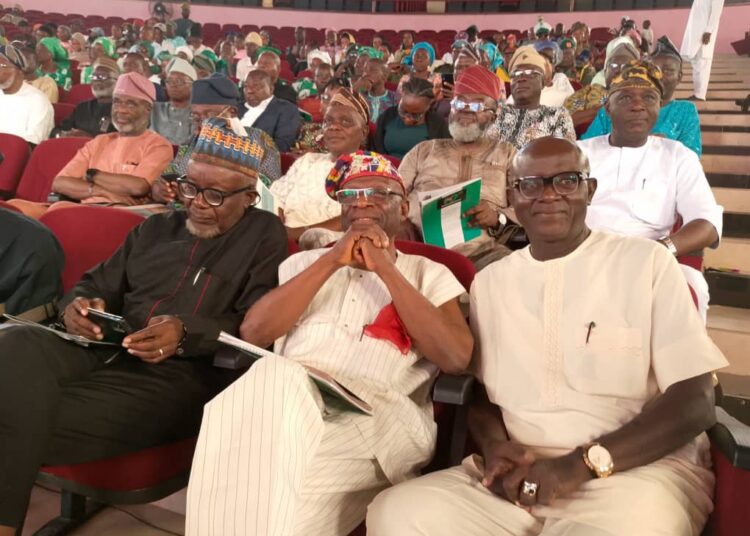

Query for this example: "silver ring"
[521,480,538,497]
[158,348,164,357]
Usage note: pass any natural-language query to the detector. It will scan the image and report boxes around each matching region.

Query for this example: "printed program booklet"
[418,177,482,249]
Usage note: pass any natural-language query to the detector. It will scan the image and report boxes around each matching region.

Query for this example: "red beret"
[454,65,501,102]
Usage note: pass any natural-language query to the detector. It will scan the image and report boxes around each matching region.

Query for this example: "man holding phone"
[355,58,398,122]
[0,118,288,536]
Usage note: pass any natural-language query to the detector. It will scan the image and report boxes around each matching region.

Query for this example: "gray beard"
[186,219,221,239]
[449,121,487,143]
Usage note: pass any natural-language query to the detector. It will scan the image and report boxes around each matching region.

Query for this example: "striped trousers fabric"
[186,355,389,536]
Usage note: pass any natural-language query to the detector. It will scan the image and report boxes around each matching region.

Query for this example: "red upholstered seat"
[39,205,144,292]
[15,137,89,202]
[63,83,94,105]
[280,152,298,174]
[0,132,31,197]
[52,102,76,128]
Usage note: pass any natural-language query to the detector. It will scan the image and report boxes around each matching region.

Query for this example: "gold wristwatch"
[582,442,614,478]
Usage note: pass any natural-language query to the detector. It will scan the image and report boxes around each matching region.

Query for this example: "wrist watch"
[85,168,98,184]
[581,442,614,478]
[659,236,678,256]
[488,212,508,238]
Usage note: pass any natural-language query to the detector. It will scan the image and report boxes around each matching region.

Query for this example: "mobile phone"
[442,73,454,87]
[161,173,181,183]
[86,309,132,344]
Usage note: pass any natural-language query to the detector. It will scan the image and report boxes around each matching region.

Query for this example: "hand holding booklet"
[418,177,482,249]
[217,331,373,416]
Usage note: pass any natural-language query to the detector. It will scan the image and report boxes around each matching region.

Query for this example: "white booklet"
[218,331,373,416]
[256,178,279,216]
[418,177,483,249]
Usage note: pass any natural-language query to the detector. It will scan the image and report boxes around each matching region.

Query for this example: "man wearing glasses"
[7,72,174,219]
[0,118,288,536]
[487,46,575,149]
[186,150,473,536]
[0,43,54,145]
[399,65,517,269]
[579,60,722,322]
[368,137,726,536]
[150,57,196,146]
[57,56,121,138]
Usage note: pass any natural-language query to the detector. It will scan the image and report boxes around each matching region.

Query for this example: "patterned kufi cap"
[325,151,405,200]
[192,117,274,179]
[330,87,371,125]
[609,59,664,98]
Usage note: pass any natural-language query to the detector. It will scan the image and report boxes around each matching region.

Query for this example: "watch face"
[588,445,613,471]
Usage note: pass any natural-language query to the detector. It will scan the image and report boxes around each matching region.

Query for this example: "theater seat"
[14,137,89,202]
[52,102,76,128]
[0,132,31,198]
[63,84,94,106]
[280,152,298,174]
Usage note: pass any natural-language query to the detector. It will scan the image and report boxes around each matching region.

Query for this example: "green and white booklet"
[256,176,279,215]
[418,177,482,249]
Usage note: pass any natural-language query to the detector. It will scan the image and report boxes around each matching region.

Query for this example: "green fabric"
[137,41,156,59]
[257,46,282,57]
[292,77,316,99]
[358,46,383,60]
[93,37,116,58]
[383,116,429,160]
[40,37,69,64]
[36,65,72,91]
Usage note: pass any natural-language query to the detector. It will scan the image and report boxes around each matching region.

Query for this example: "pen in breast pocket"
[585,321,596,344]
[641,179,646,190]
[193,267,205,286]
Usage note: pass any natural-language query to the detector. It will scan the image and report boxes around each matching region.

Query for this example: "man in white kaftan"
[680,0,725,100]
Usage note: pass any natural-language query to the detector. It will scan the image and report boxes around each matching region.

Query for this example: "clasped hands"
[325,223,396,274]
[480,439,592,510]
[63,297,184,364]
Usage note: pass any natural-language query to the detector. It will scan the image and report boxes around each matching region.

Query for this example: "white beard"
[186,219,221,239]
[449,121,486,143]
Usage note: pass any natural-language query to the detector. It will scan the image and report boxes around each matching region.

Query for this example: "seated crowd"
[0,7,730,536]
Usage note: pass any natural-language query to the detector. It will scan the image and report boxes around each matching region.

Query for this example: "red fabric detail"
[708,443,750,536]
[15,137,89,202]
[40,205,144,293]
[192,274,212,315]
[678,255,703,271]
[0,133,30,195]
[364,302,412,355]
[287,238,301,255]
[40,438,197,492]
[299,96,323,122]
[52,102,75,128]
[63,83,94,105]
[144,239,200,325]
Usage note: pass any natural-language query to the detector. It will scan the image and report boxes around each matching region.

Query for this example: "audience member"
[368,136,726,536]
[256,49,298,104]
[488,46,575,148]
[286,26,311,72]
[297,61,333,123]
[374,77,450,160]
[0,118,288,536]
[563,36,639,128]
[19,45,59,103]
[399,42,441,98]
[36,36,72,91]
[356,58,398,123]
[80,36,116,84]
[151,57,196,145]
[185,150,472,536]
[527,40,575,107]
[680,0,724,101]
[393,29,415,64]
[192,51,216,79]
[122,51,168,101]
[0,208,64,315]
[240,69,300,153]
[0,44,54,145]
[295,78,345,153]
[399,66,516,269]
[641,19,654,53]
[236,31,263,83]
[58,56,120,137]
[9,73,173,218]
[583,37,701,156]
[188,23,210,56]
[319,29,341,66]
[579,60,722,320]
[174,2,194,39]
[271,88,369,246]
[68,32,88,64]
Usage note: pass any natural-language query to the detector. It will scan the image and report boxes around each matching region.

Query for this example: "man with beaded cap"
[186,150,473,536]
[0,118,287,536]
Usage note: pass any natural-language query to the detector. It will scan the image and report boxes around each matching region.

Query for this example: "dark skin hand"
[702,32,711,45]
[464,200,501,229]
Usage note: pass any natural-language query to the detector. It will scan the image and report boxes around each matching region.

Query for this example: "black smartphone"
[161,173,181,183]
[442,73,454,87]
[86,309,132,344]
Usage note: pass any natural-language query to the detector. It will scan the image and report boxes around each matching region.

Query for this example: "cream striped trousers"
[186,355,389,536]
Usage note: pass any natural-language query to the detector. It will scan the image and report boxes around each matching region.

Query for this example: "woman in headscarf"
[527,39,574,107]
[398,42,441,98]
[68,32,89,64]
[295,77,346,153]
[36,37,73,91]
[81,37,117,84]
[479,41,509,82]
[581,36,701,156]
[57,25,74,53]
[563,35,640,128]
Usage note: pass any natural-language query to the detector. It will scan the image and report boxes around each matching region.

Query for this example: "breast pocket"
[629,180,672,228]
[565,325,646,399]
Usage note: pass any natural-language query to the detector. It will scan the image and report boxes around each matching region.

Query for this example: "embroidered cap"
[609,59,664,98]
[325,151,406,200]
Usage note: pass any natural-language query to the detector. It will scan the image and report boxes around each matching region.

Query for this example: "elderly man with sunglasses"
[368,136,727,536]
[0,118,288,536]
[186,150,473,536]
[487,46,575,149]
[399,65,517,269]
[579,60,722,322]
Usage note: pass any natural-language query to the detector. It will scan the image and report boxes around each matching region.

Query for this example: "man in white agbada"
[367,137,727,536]
[185,151,473,536]
[578,60,722,322]
[680,0,725,100]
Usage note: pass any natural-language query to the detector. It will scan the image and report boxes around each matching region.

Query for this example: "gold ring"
[159,348,164,357]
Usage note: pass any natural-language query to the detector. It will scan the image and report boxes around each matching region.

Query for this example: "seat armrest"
[433,374,475,405]
[213,347,254,370]
[709,407,750,469]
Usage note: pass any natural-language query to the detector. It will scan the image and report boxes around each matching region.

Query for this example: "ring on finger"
[159,348,164,357]
[521,480,539,497]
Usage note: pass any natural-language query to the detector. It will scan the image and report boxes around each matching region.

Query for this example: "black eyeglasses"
[176,177,258,207]
[398,104,426,122]
[511,172,588,200]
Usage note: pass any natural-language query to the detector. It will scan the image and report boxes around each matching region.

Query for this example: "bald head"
[509,137,589,183]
